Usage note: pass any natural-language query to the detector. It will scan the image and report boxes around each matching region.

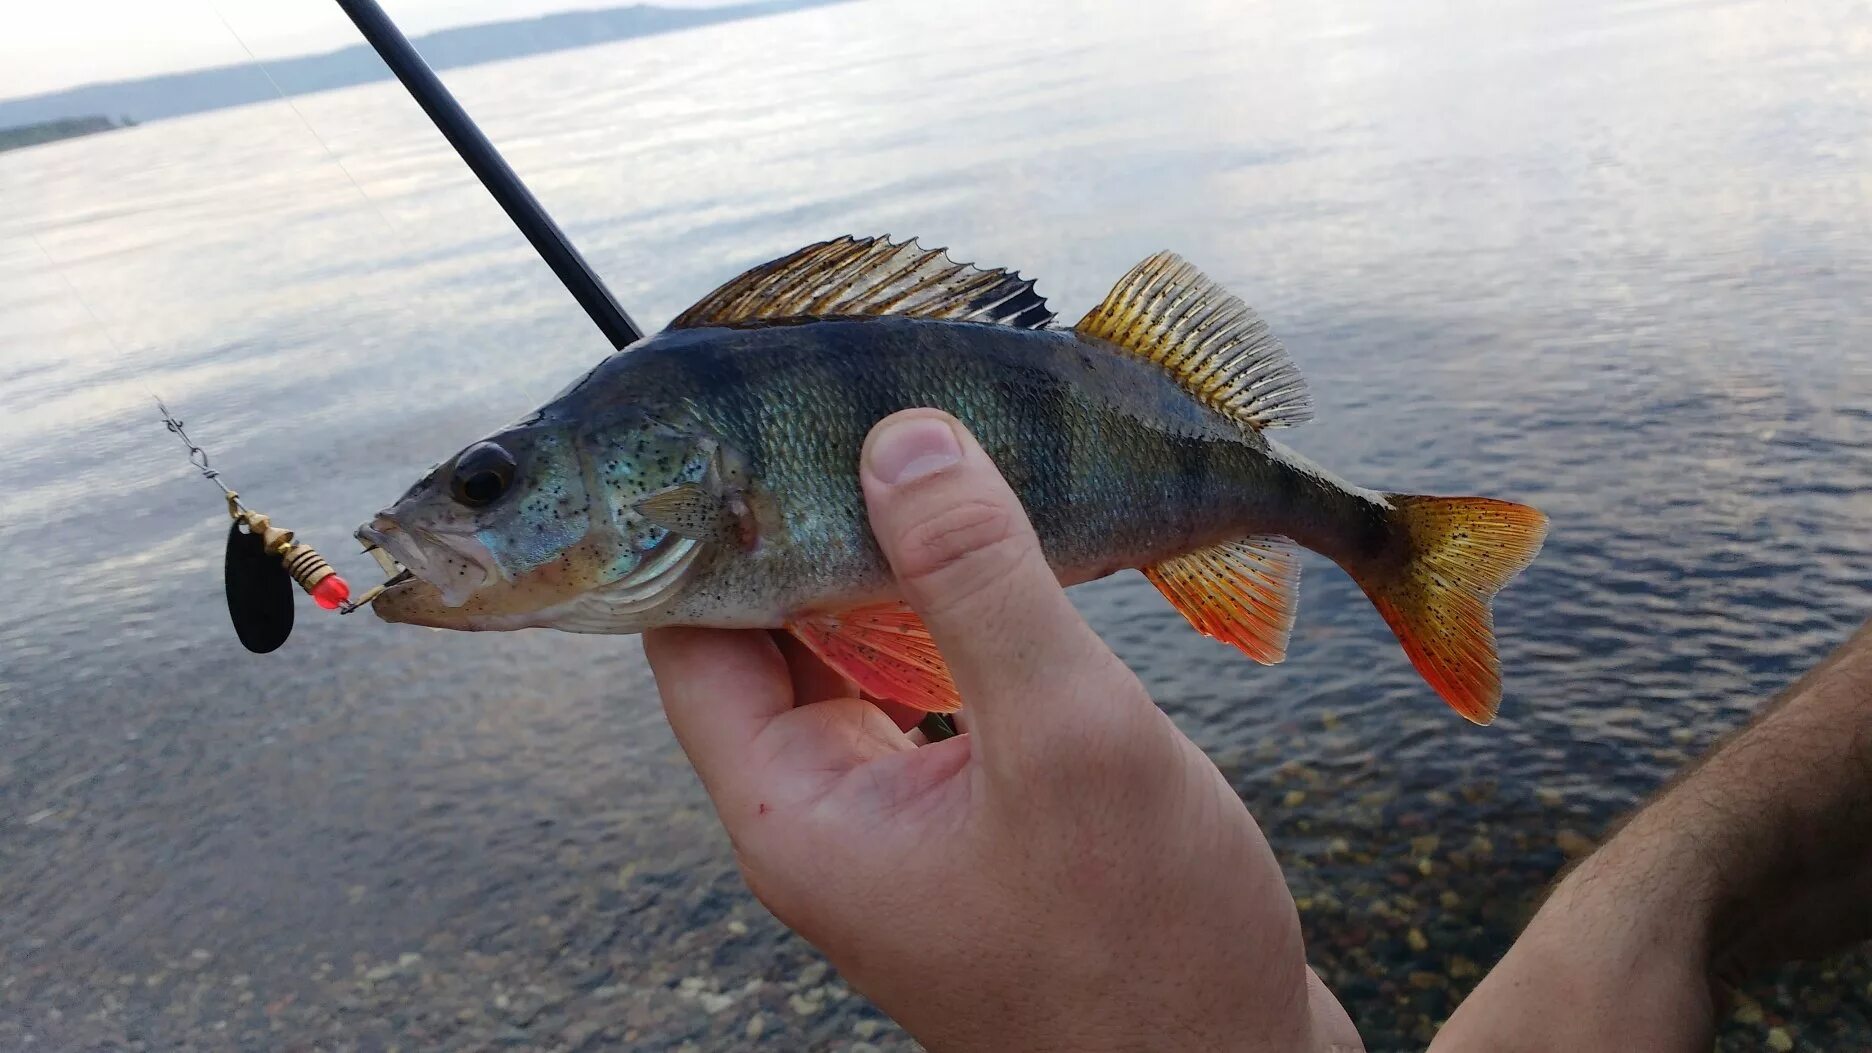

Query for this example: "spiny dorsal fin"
[669,236,1054,331]
[1075,252,1310,429]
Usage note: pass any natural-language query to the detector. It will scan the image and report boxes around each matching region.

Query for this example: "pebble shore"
[6,744,1866,1052]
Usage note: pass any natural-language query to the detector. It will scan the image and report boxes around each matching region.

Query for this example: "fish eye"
[449,442,517,508]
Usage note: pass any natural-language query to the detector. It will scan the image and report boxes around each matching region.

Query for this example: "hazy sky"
[3,0,728,99]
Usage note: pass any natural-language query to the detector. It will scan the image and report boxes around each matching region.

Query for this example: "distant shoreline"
[0,114,136,154]
[0,0,850,132]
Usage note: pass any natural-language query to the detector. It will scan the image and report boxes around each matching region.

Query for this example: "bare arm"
[1433,617,1872,1051]
[1658,616,1872,975]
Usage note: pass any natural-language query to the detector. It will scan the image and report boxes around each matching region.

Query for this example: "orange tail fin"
[1358,495,1547,724]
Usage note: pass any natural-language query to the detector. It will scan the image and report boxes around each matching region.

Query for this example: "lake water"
[4,0,1871,1048]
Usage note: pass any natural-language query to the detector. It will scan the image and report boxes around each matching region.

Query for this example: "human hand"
[646,409,1361,1053]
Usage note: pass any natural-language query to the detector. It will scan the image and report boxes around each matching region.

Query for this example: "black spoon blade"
[225,521,294,653]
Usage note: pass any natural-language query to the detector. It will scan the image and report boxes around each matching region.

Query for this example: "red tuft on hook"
[310,574,351,610]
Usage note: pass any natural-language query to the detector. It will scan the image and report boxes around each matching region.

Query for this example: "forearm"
[1579,617,1872,973]
[1429,618,1872,1053]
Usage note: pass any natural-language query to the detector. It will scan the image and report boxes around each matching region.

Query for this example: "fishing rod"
[335,0,959,741]
[170,0,965,740]
[171,0,641,653]
[332,0,642,349]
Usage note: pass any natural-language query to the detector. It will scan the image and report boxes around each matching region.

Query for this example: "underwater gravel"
[6,739,1867,1053]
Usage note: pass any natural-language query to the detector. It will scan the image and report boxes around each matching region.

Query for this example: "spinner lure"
[157,399,406,653]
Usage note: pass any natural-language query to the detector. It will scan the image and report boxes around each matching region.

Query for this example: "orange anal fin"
[1144,535,1300,665]
[787,602,961,714]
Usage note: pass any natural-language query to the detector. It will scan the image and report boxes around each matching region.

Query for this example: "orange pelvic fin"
[787,602,961,714]
[1358,495,1548,725]
[1145,535,1300,665]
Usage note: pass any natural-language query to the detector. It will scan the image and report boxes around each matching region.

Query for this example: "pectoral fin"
[633,482,756,548]
[787,602,961,713]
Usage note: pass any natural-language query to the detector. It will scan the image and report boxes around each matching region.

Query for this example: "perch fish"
[359,237,1547,723]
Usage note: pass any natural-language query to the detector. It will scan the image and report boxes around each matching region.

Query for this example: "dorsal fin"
[1074,253,1310,429]
[669,236,1054,331]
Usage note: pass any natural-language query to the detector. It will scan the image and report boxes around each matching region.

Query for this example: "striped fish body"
[597,318,1390,628]
[364,238,1545,723]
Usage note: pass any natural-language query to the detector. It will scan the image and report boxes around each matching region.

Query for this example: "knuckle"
[889,497,1029,602]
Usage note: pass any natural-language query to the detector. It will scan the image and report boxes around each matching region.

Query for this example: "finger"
[859,410,1146,757]
[871,696,927,733]
[770,631,925,732]
[647,628,915,824]
[645,627,795,808]
[1305,967,1363,1052]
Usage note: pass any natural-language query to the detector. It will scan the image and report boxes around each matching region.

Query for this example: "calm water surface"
[4,0,1870,1048]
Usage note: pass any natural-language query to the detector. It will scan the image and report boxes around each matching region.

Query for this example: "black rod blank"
[333,0,644,349]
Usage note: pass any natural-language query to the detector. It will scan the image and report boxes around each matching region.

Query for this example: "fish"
[359,236,1547,723]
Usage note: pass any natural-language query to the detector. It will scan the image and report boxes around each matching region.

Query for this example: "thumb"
[859,409,1147,760]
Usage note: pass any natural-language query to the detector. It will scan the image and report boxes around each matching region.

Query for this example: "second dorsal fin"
[669,236,1055,331]
[1075,253,1311,429]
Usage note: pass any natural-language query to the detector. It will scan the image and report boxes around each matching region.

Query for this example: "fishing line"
[52,3,426,653]
[150,0,639,654]
[29,125,404,649]
[154,396,238,505]
[28,231,134,360]
[204,1,402,237]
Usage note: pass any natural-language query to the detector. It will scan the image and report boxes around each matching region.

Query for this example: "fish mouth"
[355,515,499,609]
